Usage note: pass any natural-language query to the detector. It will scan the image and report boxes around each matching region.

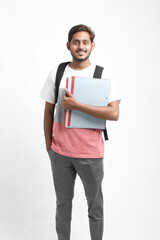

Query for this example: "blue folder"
[64,76,111,129]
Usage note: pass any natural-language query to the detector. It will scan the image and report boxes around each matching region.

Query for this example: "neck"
[69,59,91,70]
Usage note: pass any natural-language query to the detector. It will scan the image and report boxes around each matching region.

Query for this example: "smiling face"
[67,31,95,63]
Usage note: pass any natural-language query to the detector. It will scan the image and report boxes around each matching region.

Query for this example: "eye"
[83,41,89,45]
[73,41,79,45]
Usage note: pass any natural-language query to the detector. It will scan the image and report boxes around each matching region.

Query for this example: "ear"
[91,41,95,51]
[66,42,70,50]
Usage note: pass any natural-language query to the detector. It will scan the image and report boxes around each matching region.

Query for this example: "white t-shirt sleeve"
[102,69,121,104]
[40,67,56,104]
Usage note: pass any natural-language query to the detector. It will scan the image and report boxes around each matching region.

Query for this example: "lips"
[76,50,86,55]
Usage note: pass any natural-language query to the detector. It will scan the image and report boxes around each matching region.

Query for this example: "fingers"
[65,88,72,97]
[63,95,68,101]
[63,89,78,110]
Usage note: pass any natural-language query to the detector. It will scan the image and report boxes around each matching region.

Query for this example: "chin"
[74,56,90,63]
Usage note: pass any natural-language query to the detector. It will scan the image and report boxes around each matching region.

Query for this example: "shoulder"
[51,62,71,77]
[49,64,59,77]
[46,63,62,84]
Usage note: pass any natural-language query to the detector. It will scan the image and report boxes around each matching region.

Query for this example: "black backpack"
[55,62,108,141]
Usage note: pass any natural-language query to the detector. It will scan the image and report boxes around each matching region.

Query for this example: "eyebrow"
[72,39,89,42]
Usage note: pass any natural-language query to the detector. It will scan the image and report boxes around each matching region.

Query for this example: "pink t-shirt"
[40,63,121,158]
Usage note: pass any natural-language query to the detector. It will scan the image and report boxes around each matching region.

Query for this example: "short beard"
[72,55,90,63]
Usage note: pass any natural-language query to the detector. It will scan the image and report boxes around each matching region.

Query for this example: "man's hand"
[63,89,79,110]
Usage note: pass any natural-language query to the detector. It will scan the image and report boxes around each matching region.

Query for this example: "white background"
[0,0,160,239]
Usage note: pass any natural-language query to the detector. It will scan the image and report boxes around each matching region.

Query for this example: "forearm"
[63,89,119,121]
[76,102,119,121]
[44,107,54,149]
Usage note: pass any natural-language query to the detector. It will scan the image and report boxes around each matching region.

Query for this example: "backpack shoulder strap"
[55,62,71,103]
[93,65,109,141]
[93,65,104,78]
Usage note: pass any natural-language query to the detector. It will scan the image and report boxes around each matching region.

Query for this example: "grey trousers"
[48,148,104,240]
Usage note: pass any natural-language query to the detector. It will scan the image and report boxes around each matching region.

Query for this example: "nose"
[78,41,84,49]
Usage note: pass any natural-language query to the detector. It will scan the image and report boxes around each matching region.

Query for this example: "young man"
[40,24,120,240]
